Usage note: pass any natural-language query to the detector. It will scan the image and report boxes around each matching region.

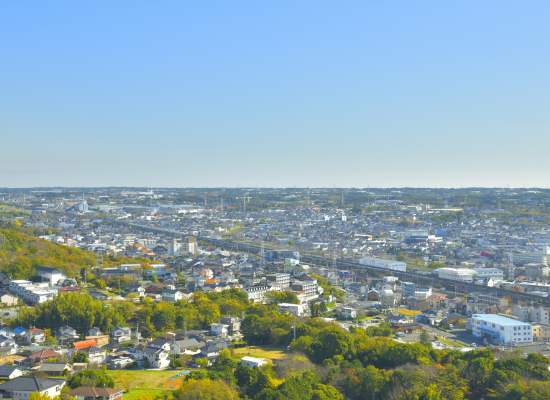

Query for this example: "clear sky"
[1,1,549,188]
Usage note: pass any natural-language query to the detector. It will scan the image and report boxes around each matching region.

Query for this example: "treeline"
[0,226,143,280]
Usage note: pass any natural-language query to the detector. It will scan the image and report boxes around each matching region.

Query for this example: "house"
[338,307,357,319]
[87,327,103,337]
[65,387,124,400]
[380,289,396,309]
[170,338,203,355]
[405,298,430,312]
[111,327,132,343]
[143,347,170,369]
[89,291,109,300]
[367,290,379,301]
[24,328,46,344]
[125,285,145,297]
[55,326,79,343]
[146,338,172,351]
[240,356,268,369]
[210,323,229,336]
[0,377,66,400]
[161,289,184,302]
[86,335,110,346]
[390,323,423,334]
[0,335,16,348]
[78,346,107,364]
[0,292,18,307]
[0,328,15,339]
[0,366,23,380]
[35,267,66,285]
[37,362,73,376]
[194,340,229,365]
[16,349,60,368]
[220,316,241,335]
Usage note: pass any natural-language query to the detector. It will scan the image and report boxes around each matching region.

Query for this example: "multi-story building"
[380,289,396,309]
[243,285,273,303]
[471,314,533,344]
[266,273,291,287]
[476,295,508,307]
[509,247,550,266]
[291,280,318,296]
[401,282,415,298]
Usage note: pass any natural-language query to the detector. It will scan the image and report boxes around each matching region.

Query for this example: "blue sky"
[1,1,549,188]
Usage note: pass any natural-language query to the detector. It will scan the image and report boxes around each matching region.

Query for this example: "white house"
[277,303,303,316]
[240,356,268,369]
[143,347,170,369]
[111,327,131,343]
[210,323,229,336]
[35,267,66,285]
[338,307,357,319]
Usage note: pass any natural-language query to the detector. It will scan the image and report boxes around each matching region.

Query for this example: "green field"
[106,370,184,390]
[232,345,287,360]
[123,389,170,400]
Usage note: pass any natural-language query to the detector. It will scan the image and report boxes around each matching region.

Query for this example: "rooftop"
[471,314,532,327]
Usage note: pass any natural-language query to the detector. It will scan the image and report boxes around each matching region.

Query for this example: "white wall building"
[471,314,533,345]
[359,257,407,272]
[471,268,504,280]
[241,356,268,369]
[438,268,477,283]
[277,303,304,316]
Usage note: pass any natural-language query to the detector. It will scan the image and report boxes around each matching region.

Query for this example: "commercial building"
[509,247,550,266]
[471,314,533,344]
[438,268,477,283]
[471,268,504,280]
[359,257,407,272]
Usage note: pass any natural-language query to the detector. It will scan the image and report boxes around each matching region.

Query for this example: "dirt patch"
[164,378,183,388]
[0,355,24,364]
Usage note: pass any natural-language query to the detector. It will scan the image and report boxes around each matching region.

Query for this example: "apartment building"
[266,273,291,287]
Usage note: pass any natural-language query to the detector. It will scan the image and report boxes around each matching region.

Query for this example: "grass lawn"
[395,308,420,317]
[123,389,171,400]
[437,337,467,348]
[232,346,287,360]
[106,370,185,390]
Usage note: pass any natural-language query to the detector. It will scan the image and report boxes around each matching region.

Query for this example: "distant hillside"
[0,225,140,281]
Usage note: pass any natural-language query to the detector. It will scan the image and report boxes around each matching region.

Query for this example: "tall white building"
[471,314,532,344]
[77,202,88,212]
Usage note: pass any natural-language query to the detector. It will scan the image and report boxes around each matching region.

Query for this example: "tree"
[69,369,115,389]
[420,329,432,349]
[195,358,208,368]
[118,374,131,392]
[175,379,238,400]
[95,279,106,289]
[73,352,88,363]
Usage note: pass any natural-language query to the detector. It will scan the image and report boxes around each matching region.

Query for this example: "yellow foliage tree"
[175,379,238,400]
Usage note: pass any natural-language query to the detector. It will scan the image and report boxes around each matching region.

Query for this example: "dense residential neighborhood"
[1,188,550,399]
